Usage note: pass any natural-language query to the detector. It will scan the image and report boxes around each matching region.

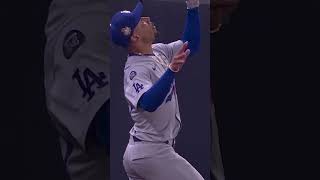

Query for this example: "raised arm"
[181,0,201,56]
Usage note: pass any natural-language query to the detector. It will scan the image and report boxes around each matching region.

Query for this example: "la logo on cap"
[121,10,131,14]
[121,27,132,36]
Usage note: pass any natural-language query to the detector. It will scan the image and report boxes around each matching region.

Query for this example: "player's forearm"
[181,7,200,56]
[138,69,175,112]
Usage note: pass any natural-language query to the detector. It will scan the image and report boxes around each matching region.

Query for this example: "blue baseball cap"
[110,1,143,48]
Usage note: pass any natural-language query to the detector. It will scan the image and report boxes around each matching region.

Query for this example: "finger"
[173,48,191,61]
[174,63,184,67]
[173,59,186,64]
[177,41,189,54]
[185,49,191,58]
[176,50,190,61]
[173,52,187,60]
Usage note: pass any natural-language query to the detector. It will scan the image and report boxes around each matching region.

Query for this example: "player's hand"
[186,0,200,9]
[169,42,190,73]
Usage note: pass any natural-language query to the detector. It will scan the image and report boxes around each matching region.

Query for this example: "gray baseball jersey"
[123,40,184,142]
[122,40,205,180]
[44,0,111,149]
[44,0,111,180]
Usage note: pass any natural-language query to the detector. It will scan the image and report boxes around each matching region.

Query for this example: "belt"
[132,136,175,147]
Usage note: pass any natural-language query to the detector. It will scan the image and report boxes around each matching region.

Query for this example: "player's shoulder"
[152,43,170,59]
[124,57,154,74]
[123,62,154,84]
[152,40,183,54]
[152,42,167,51]
[152,40,183,47]
[125,56,153,68]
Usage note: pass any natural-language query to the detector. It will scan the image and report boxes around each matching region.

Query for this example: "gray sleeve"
[152,40,184,63]
[124,65,153,109]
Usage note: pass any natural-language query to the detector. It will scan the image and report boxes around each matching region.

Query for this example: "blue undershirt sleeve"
[181,7,200,56]
[138,69,175,112]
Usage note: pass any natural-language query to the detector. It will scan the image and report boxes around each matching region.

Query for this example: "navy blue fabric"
[138,69,175,112]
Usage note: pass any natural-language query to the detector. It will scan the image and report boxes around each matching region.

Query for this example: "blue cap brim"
[132,1,143,28]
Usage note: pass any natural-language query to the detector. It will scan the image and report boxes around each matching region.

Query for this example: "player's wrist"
[168,64,179,73]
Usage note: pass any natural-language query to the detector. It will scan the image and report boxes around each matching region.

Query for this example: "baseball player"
[44,0,111,179]
[110,0,203,179]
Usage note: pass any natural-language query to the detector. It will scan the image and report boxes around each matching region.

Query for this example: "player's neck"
[129,43,153,55]
[138,46,153,55]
